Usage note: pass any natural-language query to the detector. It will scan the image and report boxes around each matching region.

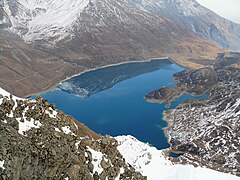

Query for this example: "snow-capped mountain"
[1,0,240,50]
[140,0,240,50]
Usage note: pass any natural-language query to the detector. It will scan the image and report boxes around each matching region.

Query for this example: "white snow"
[61,126,76,136]
[116,135,240,180]
[0,87,10,97]
[46,108,58,118]
[75,140,81,148]
[0,87,45,135]
[87,147,104,174]
[3,0,90,43]
[17,118,42,135]
[0,160,5,170]
[116,135,172,175]
[151,165,240,180]
[54,127,61,132]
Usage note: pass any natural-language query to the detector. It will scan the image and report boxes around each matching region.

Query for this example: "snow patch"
[87,147,104,174]
[46,108,58,118]
[116,135,171,177]
[0,160,5,170]
[61,126,76,136]
[3,0,90,43]
[54,127,61,132]
[17,118,42,135]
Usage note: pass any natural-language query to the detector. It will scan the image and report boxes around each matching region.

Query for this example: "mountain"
[127,0,240,50]
[1,87,239,180]
[1,0,240,50]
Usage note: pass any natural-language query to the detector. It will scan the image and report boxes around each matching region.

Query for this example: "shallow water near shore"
[33,59,205,149]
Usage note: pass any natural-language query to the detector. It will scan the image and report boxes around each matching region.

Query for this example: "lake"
[34,59,203,149]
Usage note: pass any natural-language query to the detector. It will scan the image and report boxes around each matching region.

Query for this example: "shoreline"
[25,55,202,155]
[25,56,182,98]
[25,55,191,153]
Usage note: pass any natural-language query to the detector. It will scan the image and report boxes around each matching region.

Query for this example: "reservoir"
[36,59,202,149]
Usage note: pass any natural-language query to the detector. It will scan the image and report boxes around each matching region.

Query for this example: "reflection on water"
[58,60,172,98]
[37,59,205,149]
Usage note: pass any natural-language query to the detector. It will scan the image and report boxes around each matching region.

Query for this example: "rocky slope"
[0,30,84,97]
[145,53,240,176]
[0,87,147,179]
[129,0,240,50]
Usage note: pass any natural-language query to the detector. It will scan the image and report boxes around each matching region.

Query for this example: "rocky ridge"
[0,88,146,179]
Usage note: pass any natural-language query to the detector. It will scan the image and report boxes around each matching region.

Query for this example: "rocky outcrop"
[0,91,146,179]
[145,66,218,103]
[172,66,218,95]
[215,52,240,68]
[145,87,180,105]
[144,53,240,175]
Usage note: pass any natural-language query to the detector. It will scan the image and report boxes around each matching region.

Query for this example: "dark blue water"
[34,59,205,149]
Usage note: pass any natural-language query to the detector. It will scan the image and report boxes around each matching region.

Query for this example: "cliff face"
[0,88,146,179]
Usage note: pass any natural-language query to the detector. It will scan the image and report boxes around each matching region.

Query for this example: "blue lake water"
[34,59,205,149]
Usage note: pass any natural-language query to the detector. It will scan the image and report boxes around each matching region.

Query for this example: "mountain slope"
[2,0,240,50]
[0,87,146,179]
[0,0,89,43]
[0,30,83,97]
[127,0,240,50]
